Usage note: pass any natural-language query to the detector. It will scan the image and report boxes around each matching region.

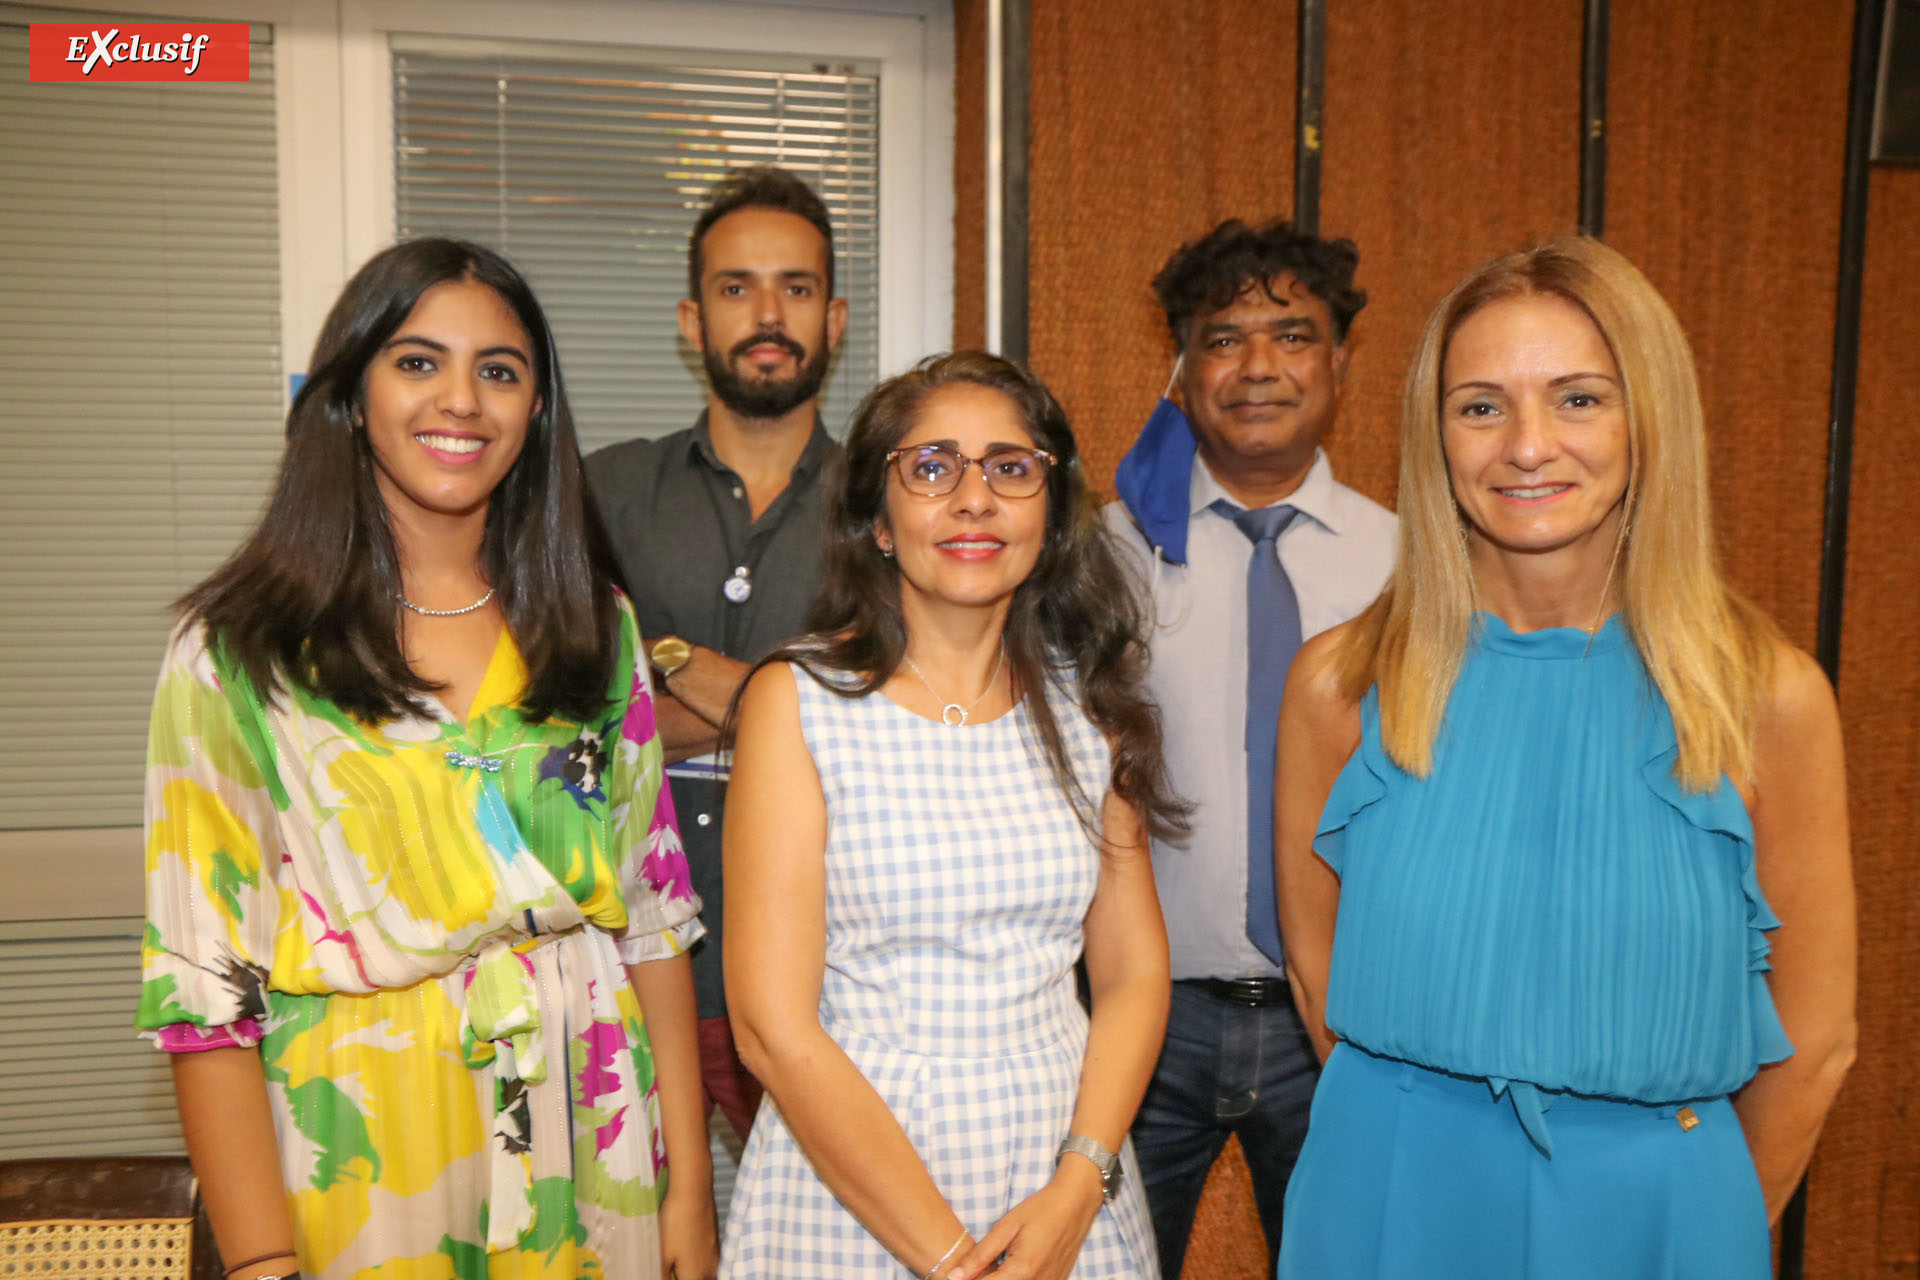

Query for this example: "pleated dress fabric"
[718,666,1160,1278]
[1278,614,1791,1280]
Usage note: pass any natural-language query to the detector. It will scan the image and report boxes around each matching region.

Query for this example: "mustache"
[729,329,807,362]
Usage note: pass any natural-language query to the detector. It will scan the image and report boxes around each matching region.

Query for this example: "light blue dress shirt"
[1104,451,1396,981]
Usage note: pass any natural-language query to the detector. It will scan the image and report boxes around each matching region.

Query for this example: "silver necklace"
[900,644,1005,726]
[397,586,495,617]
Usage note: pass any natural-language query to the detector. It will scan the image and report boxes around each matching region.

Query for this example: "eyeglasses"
[884,444,1057,498]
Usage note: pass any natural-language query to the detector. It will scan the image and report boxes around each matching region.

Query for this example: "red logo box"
[29,22,250,82]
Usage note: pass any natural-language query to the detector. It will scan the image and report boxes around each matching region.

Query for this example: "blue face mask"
[1113,358,1197,559]
[1138,391,1192,449]
[1142,354,1190,452]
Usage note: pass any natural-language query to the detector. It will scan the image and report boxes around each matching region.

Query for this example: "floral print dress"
[136,597,702,1280]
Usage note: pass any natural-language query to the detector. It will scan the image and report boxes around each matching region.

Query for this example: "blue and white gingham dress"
[718,664,1159,1278]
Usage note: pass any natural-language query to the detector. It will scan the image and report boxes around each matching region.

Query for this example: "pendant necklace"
[900,644,1006,727]
[397,587,495,617]
[723,564,753,604]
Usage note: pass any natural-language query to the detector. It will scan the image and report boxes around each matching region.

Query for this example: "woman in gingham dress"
[721,352,1188,1280]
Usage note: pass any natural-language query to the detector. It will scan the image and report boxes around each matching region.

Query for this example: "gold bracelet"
[924,1229,969,1280]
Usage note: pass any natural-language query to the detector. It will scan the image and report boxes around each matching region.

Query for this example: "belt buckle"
[1219,977,1281,1006]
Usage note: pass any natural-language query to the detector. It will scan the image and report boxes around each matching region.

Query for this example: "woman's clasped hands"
[944,1159,1105,1280]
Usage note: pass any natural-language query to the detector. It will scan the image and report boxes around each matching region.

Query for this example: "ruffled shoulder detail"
[1314,688,1391,878]
[1638,703,1794,1067]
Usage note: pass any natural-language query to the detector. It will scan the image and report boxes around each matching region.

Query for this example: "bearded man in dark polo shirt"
[586,166,848,1141]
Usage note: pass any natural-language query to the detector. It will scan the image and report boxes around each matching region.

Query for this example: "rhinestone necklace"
[900,644,1006,727]
[397,587,495,617]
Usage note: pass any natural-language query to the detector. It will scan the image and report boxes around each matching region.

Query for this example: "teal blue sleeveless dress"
[1277,614,1791,1279]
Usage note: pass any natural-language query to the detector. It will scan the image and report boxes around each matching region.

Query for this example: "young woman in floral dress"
[138,239,718,1280]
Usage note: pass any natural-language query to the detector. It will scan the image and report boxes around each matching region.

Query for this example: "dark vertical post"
[1786,0,1884,1265]
[1000,0,1031,364]
[1578,0,1610,236]
[1294,0,1326,234]
[1813,0,1883,681]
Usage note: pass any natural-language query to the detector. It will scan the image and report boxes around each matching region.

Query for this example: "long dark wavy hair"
[747,350,1188,843]
[180,238,622,724]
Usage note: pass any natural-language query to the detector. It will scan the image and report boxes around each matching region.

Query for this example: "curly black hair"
[1152,217,1367,346]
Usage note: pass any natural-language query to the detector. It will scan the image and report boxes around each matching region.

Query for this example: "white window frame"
[18,0,955,453]
[326,0,952,386]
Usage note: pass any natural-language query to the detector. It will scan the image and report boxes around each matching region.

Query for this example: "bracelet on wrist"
[223,1250,298,1278]
[924,1228,969,1279]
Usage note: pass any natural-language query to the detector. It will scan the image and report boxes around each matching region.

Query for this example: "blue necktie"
[1211,499,1302,968]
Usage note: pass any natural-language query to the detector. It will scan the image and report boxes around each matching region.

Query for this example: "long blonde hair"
[1340,237,1777,791]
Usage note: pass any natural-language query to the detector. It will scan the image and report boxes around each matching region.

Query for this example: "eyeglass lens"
[895,446,1049,497]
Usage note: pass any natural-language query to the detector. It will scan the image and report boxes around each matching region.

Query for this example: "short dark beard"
[703,324,832,420]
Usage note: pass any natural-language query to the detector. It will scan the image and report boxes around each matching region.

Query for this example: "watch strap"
[1056,1134,1119,1199]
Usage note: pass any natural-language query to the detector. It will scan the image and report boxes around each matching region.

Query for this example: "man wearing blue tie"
[1106,218,1397,1277]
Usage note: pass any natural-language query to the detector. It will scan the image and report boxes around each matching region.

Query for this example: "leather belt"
[1182,977,1293,1007]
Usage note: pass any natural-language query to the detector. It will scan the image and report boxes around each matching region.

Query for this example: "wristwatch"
[1056,1134,1122,1201]
[649,635,692,689]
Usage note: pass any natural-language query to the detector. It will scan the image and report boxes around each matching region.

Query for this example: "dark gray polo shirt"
[585,411,838,1020]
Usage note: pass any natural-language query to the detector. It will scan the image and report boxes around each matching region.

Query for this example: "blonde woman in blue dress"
[719,352,1186,1279]
[1274,238,1856,1277]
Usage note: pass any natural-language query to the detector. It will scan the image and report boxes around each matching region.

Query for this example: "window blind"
[0,16,283,832]
[0,918,183,1157]
[392,42,881,451]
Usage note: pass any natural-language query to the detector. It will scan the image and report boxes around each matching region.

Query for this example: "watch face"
[650,636,691,673]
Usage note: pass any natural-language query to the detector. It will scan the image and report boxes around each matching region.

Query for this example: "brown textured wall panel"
[1607,2,1850,647]
[1186,1138,1269,1275]
[952,0,987,350]
[1319,0,1582,510]
[1027,0,1298,494]
[1814,167,1920,1280]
